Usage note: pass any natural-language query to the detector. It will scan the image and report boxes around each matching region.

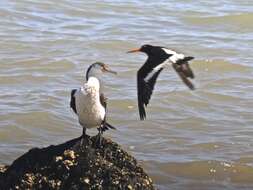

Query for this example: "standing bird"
[70,62,117,145]
[127,44,195,120]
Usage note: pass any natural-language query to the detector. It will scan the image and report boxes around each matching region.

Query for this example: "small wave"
[192,59,252,73]
[146,159,253,189]
[185,13,253,29]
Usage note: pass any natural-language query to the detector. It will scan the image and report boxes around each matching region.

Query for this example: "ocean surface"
[0,0,253,189]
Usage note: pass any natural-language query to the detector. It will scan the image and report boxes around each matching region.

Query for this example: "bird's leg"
[80,127,86,148]
[82,127,86,137]
[96,125,104,147]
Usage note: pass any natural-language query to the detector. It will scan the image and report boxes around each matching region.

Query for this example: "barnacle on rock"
[63,150,76,160]
[55,156,63,162]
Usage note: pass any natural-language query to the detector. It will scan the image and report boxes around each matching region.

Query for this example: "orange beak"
[127,48,141,53]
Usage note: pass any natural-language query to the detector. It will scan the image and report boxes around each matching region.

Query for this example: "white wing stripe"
[162,48,177,55]
[144,59,171,82]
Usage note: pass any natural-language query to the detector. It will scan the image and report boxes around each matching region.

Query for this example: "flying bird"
[70,62,117,145]
[127,44,195,120]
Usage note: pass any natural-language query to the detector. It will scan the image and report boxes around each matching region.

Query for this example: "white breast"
[74,77,105,129]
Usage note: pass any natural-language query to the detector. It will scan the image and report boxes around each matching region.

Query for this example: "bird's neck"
[86,68,100,81]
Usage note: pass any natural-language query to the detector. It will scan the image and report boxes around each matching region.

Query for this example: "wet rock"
[0,135,155,190]
[0,165,8,173]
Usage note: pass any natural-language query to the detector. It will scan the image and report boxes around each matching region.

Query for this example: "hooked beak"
[102,65,117,75]
[127,48,141,53]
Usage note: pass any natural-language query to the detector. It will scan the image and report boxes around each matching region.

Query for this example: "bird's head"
[86,62,117,81]
[127,44,153,54]
[127,44,168,58]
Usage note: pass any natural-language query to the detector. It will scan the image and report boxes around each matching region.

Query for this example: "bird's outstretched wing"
[70,89,77,114]
[183,63,194,79]
[172,63,195,90]
[137,68,163,120]
[175,56,195,79]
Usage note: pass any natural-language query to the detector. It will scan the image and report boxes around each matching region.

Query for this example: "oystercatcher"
[127,44,195,120]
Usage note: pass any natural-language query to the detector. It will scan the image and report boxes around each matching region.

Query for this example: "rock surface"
[0,135,155,190]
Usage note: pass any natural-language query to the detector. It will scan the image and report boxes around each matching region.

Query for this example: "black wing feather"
[181,63,194,79]
[137,68,163,120]
[70,89,77,114]
[175,56,195,79]
[137,75,147,120]
[100,93,107,110]
[172,63,195,90]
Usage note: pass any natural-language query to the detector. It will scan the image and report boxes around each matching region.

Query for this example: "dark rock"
[0,135,155,190]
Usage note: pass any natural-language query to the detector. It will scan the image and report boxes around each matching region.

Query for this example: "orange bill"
[127,48,141,53]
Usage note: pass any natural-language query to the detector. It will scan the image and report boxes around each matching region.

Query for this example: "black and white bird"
[70,62,117,145]
[127,44,195,120]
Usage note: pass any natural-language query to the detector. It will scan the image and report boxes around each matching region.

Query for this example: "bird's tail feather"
[101,122,116,132]
[177,56,194,65]
[105,122,116,130]
[184,56,194,61]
